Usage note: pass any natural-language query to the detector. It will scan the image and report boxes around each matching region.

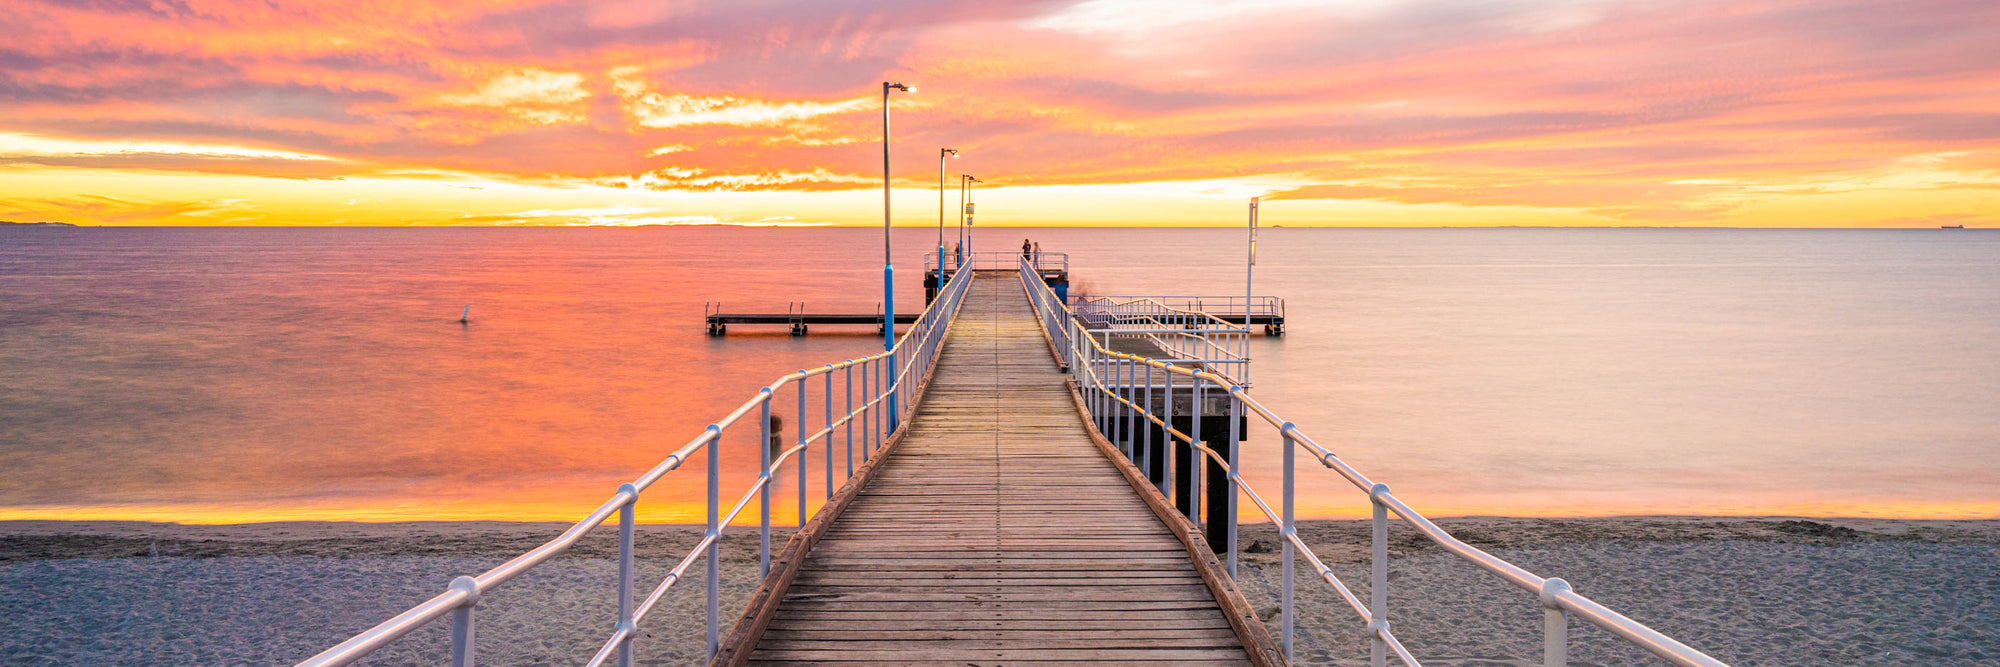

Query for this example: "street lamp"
[938,148,957,270]
[881,81,912,430]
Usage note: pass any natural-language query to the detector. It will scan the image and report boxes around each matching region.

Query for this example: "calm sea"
[2,226,1995,523]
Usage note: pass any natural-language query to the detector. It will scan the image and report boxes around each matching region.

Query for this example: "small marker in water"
[459,304,470,324]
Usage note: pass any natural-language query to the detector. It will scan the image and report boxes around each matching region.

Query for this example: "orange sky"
[2,0,1997,227]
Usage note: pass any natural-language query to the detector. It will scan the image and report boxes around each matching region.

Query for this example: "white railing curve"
[1019,256,1730,667]
[296,262,976,667]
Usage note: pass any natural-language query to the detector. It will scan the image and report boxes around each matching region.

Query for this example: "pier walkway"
[302,257,1731,667]
[725,274,1267,665]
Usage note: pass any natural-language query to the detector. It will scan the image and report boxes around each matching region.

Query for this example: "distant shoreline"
[5,515,1994,562]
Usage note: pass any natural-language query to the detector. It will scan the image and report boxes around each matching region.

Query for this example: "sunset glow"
[3,0,1996,227]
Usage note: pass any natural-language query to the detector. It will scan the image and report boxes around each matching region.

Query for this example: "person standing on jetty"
[1021,238,1032,262]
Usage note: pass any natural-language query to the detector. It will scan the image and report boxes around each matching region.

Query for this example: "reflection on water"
[1,227,1995,523]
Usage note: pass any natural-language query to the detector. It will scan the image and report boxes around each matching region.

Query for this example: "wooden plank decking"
[741,274,1257,666]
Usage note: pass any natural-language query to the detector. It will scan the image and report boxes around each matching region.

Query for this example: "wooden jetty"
[705,302,919,336]
[716,273,1281,666]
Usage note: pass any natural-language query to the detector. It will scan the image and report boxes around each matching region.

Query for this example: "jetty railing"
[1090,294,1285,323]
[1073,295,1251,384]
[926,250,1066,273]
[1020,257,1729,667]
[297,261,976,667]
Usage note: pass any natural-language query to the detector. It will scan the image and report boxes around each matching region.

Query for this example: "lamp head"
[945,148,958,157]
[886,82,913,93]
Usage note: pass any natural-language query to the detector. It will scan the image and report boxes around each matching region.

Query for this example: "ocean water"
[1,226,1995,523]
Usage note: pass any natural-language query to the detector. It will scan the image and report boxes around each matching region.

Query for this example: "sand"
[2,517,1995,666]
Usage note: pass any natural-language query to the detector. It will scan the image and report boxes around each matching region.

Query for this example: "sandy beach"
[2,516,1995,666]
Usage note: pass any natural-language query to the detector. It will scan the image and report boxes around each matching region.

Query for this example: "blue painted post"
[884,267,898,433]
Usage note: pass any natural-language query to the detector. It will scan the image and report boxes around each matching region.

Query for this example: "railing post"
[449,576,478,667]
[796,375,808,529]
[1188,374,1203,524]
[1141,362,1153,470]
[704,424,719,661]
[860,359,868,463]
[1369,483,1391,667]
[1128,357,1144,455]
[825,366,834,498]
[1542,578,1572,667]
[1088,339,1104,427]
[1162,366,1174,496]
[759,388,773,579]
[616,484,636,667]
[1281,423,1296,663]
[1069,318,1079,375]
[1225,388,1241,578]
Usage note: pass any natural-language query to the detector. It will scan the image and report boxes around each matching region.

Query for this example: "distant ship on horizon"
[1942,224,1966,228]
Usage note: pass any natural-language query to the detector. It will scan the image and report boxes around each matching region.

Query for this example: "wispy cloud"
[0,133,334,161]
[436,68,592,124]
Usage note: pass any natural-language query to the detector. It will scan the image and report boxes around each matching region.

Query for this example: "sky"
[2,0,1997,227]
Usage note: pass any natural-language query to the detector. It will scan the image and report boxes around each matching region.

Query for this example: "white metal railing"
[1073,296,1250,384]
[297,263,976,667]
[1091,294,1285,322]
[926,250,1066,273]
[1020,257,1729,667]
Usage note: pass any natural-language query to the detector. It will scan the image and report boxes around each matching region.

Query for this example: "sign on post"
[1249,197,1259,266]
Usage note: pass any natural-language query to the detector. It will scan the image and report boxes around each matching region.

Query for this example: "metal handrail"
[926,250,1066,273]
[1075,295,1241,330]
[1076,296,1251,384]
[1091,294,1286,319]
[1018,257,1729,667]
[297,262,977,667]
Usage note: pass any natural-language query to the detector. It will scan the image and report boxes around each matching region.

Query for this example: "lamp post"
[938,148,957,271]
[882,81,912,430]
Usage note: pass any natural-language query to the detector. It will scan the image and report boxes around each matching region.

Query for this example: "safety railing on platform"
[296,261,976,667]
[1091,294,1284,323]
[1073,295,1251,384]
[926,250,1066,273]
[1020,257,1729,667]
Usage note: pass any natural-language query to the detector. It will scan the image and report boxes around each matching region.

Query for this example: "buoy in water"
[459,304,470,324]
